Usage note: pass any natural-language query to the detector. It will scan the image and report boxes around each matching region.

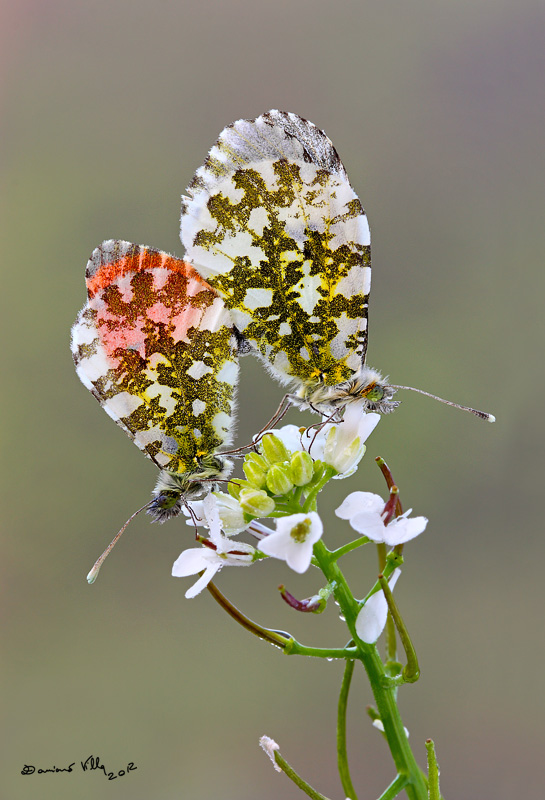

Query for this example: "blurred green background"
[2,1,543,798]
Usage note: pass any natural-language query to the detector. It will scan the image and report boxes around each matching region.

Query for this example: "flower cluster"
[172,407,428,643]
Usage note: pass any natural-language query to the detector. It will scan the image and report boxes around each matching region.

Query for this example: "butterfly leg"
[222,394,294,455]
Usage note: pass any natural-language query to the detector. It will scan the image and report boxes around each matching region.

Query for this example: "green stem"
[303,467,337,512]
[331,536,370,561]
[272,749,332,800]
[312,540,428,800]
[285,641,357,659]
[425,740,441,800]
[207,579,356,660]
[379,574,420,684]
[376,542,398,662]
[206,580,289,648]
[337,658,359,800]
[376,773,409,800]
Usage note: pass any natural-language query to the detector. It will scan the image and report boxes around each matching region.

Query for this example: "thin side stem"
[331,536,370,561]
[379,574,420,684]
[272,749,332,800]
[377,541,397,661]
[206,580,289,649]
[337,658,359,800]
[425,740,441,800]
[376,773,409,800]
[285,641,357,659]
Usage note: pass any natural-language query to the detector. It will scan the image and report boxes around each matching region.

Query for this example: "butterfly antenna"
[86,501,154,584]
[390,385,495,422]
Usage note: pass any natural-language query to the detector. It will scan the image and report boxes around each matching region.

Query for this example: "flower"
[259,736,281,772]
[184,491,248,535]
[173,494,255,597]
[260,407,380,479]
[257,511,323,573]
[322,405,380,477]
[355,569,401,643]
[335,492,428,546]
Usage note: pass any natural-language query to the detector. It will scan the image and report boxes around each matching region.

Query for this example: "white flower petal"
[335,492,384,519]
[212,492,247,535]
[185,563,222,598]
[349,511,386,541]
[383,515,428,546]
[203,493,223,546]
[259,424,303,453]
[356,410,381,442]
[322,409,379,476]
[355,569,401,644]
[303,428,326,460]
[286,542,315,574]
[172,548,212,577]
[336,407,380,451]
[183,500,206,527]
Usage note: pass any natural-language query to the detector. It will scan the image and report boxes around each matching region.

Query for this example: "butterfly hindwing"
[181,110,371,392]
[71,240,238,476]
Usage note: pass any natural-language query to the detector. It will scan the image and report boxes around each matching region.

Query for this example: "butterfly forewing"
[71,240,238,475]
[181,110,371,391]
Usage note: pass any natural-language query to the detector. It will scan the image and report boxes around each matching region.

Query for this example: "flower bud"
[228,481,242,500]
[243,460,267,489]
[290,451,314,486]
[266,463,294,495]
[260,433,290,464]
[227,479,256,500]
[239,488,276,517]
[245,452,269,471]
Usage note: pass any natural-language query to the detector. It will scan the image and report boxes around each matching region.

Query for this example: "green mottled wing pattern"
[181,110,371,390]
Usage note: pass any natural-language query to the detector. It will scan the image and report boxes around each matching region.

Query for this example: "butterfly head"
[148,456,234,523]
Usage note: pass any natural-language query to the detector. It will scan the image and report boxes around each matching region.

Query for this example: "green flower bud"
[290,451,314,486]
[243,459,267,489]
[266,463,294,495]
[228,481,242,500]
[239,488,276,517]
[260,433,290,464]
[245,452,269,471]
[227,479,256,500]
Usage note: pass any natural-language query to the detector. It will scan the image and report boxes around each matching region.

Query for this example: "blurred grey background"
[2,1,543,798]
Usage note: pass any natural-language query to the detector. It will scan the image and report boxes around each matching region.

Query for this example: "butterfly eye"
[152,490,183,512]
[365,384,385,402]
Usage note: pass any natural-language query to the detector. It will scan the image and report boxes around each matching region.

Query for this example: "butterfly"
[180,110,493,424]
[179,109,398,416]
[71,240,239,523]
